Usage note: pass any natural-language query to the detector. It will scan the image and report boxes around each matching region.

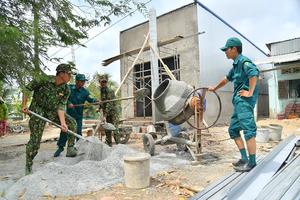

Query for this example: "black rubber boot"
[53,147,64,157]
[232,159,247,167]
[234,163,256,172]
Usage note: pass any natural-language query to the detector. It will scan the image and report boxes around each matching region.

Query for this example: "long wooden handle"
[28,110,86,140]
[115,32,150,96]
[72,96,135,107]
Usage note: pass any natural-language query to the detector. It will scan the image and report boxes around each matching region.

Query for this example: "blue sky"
[46,0,300,83]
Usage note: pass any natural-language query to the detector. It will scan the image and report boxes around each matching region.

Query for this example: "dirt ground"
[0,118,299,200]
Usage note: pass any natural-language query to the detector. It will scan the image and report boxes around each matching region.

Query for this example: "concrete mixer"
[142,79,221,162]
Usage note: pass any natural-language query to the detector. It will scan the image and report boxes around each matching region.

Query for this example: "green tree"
[87,72,119,97]
[0,81,23,118]
[0,0,146,85]
[84,72,120,119]
[0,81,9,98]
[0,0,33,84]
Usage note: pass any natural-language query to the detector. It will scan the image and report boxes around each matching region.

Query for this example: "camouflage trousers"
[26,109,76,172]
[105,114,119,146]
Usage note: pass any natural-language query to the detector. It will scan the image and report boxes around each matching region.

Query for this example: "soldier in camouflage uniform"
[54,73,97,157]
[22,64,78,175]
[98,74,120,146]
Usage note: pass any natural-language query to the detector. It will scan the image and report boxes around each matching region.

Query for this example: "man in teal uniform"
[209,37,259,172]
[54,73,96,157]
[22,63,78,175]
[98,74,120,146]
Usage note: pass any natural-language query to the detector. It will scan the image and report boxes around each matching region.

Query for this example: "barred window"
[278,79,300,99]
[281,66,300,74]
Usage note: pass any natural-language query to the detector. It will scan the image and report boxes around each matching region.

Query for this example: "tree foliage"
[0,81,23,117]
[85,72,120,118]
[0,0,146,85]
[0,1,33,84]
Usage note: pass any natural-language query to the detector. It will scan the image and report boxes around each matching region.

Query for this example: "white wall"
[119,3,200,119]
[197,4,269,123]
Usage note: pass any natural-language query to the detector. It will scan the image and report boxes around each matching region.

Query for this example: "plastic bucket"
[123,153,150,189]
[268,124,283,141]
[256,127,270,143]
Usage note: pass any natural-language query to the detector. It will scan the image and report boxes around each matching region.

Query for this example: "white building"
[257,37,300,118]
[104,2,269,124]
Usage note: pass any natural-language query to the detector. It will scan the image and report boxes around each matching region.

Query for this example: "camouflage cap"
[56,63,77,75]
[98,74,109,82]
[0,97,3,103]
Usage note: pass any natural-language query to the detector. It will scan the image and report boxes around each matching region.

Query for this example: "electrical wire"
[50,0,152,59]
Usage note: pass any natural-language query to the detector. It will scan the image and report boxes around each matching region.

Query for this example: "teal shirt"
[226,54,259,106]
[66,84,96,120]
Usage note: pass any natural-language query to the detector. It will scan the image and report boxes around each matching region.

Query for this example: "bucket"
[123,153,150,189]
[256,127,270,143]
[268,124,283,141]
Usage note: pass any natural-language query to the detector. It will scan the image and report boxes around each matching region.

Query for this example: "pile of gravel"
[4,137,190,200]
[4,137,136,200]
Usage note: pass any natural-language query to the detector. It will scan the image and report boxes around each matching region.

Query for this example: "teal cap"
[75,74,88,81]
[220,37,242,51]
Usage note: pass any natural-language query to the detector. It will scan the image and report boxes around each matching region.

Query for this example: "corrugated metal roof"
[227,136,298,200]
[256,154,300,200]
[266,37,300,49]
[190,135,300,200]
[190,157,263,200]
[266,38,300,56]
[254,51,300,65]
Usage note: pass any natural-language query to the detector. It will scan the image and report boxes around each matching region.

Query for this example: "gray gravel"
[4,137,136,200]
[3,137,190,200]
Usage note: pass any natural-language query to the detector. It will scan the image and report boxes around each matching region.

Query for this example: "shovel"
[28,110,93,143]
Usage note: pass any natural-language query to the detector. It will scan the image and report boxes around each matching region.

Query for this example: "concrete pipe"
[256,127,270,143]
[123,153,151,189]
[268,124,283,141]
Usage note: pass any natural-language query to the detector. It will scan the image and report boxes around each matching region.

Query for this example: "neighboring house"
[105,2,269,124]
[257,38,300,119]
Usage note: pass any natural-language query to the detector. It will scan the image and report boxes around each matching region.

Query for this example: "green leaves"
[0,23,33,84]
[0,0,146,86]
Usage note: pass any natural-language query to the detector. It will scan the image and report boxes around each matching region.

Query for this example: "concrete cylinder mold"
[153,79,194,124]
[256,127,270,143]
[268,124,283,141]
[123,153,151,189]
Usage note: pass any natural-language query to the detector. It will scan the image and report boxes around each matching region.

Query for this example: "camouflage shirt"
[26,75,70,112]
[100,87,117,116]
